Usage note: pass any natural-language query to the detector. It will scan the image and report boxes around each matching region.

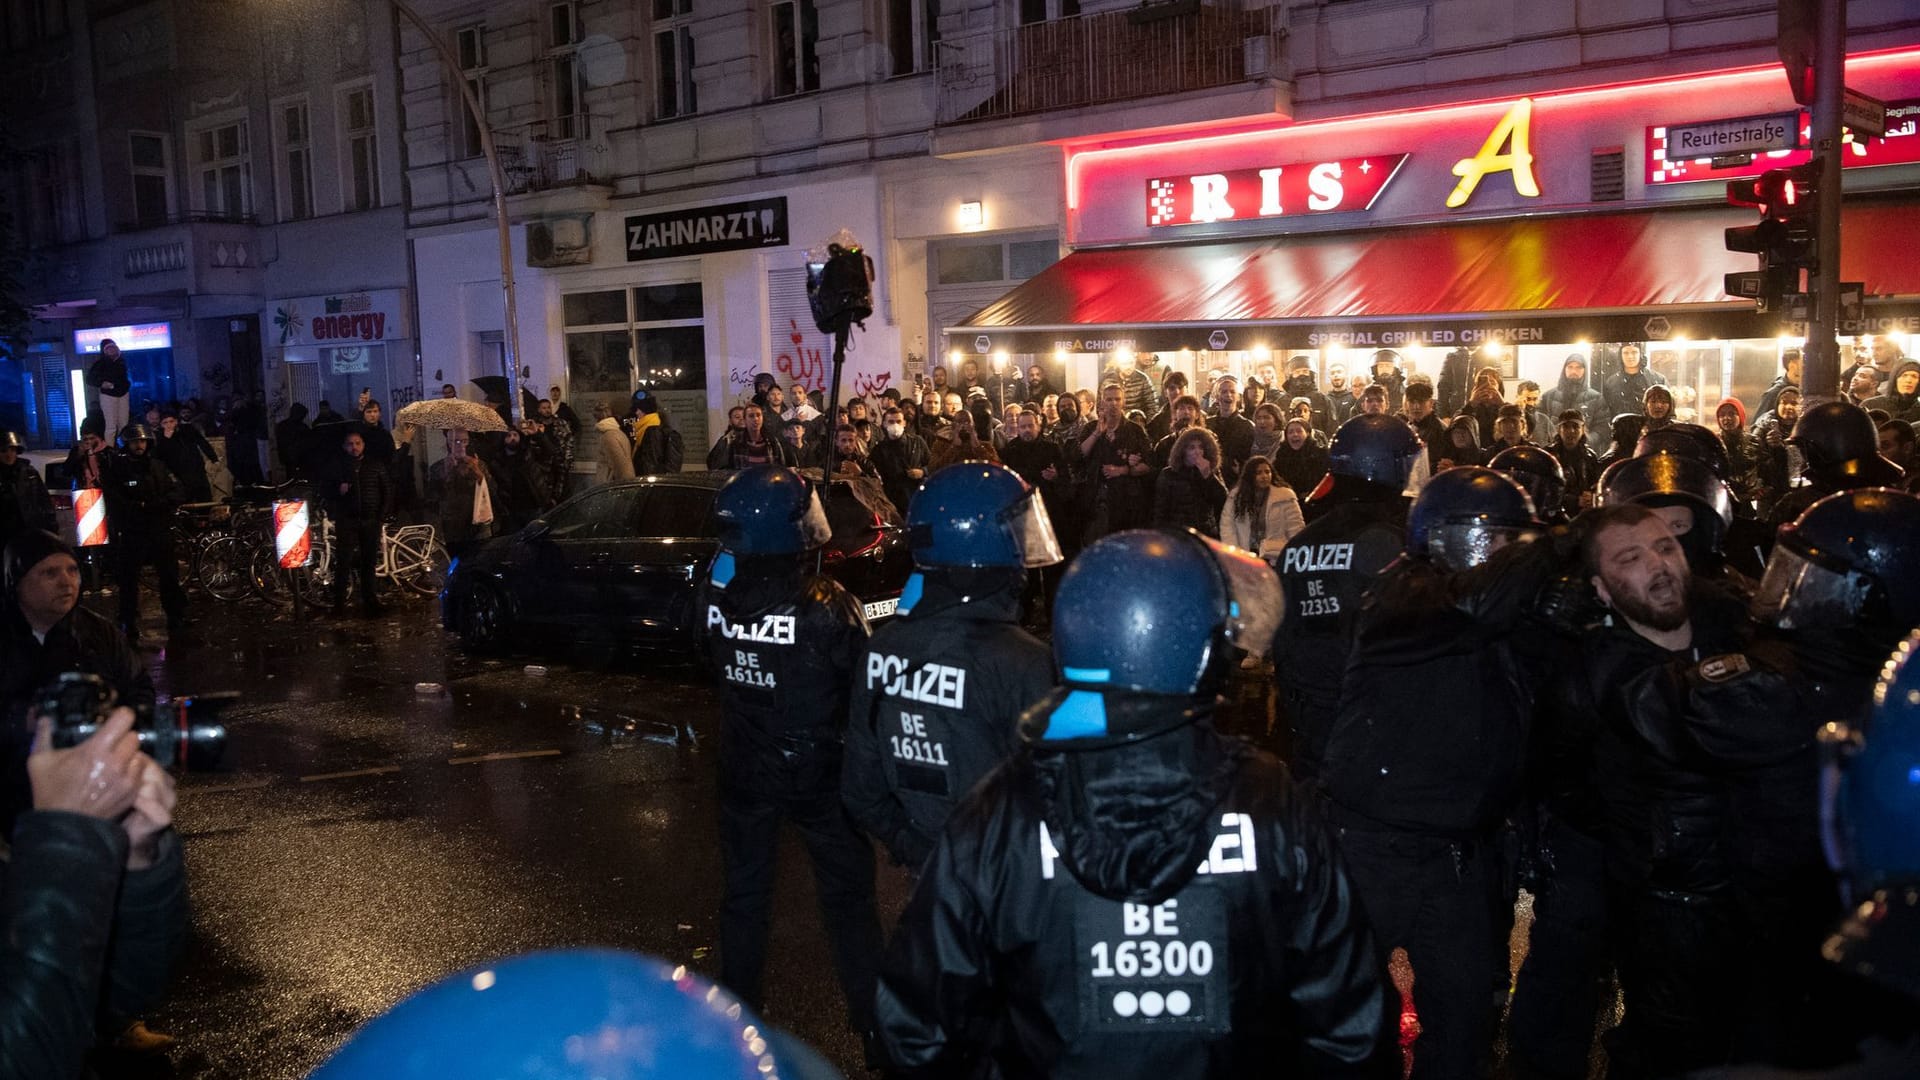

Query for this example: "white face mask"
[884,422,905,438]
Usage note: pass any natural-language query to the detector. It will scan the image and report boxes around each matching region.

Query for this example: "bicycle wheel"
[391,536,452,597]
[197,536,256,602]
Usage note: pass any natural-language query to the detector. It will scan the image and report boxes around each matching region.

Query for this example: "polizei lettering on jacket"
[707,605,797,645]
[1280,542,1355,574]
[865,653,968,711]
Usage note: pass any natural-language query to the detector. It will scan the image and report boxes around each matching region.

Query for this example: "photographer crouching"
[1,528,188,1078]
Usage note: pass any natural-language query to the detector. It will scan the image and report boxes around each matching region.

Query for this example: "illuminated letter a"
[1447,98,1540,209]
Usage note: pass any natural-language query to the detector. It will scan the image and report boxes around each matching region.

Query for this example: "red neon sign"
[1646,98,1920,185]
[1145,154,1408,227]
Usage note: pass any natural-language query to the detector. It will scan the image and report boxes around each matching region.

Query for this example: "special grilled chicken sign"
[1146,154,1409,228]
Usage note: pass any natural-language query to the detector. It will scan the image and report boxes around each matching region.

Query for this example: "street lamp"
[392,0,522,426]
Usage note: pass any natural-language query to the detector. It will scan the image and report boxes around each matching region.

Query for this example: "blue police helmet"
[1488,444,1566,518]
[313,949,782,1079]
[1819,632,1920,1000]
[1326,413,1424,490]
[711,466,831,556]
[1051,529,1281,700]
[906,462,1062,570]
[1407,466,1540,572]
[1753,488,1920,631]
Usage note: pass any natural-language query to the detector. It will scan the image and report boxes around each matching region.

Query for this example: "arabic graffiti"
[851,371,894,400]
[773,318,828,393]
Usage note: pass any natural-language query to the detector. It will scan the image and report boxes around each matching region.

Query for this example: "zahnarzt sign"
[625,197,789,261]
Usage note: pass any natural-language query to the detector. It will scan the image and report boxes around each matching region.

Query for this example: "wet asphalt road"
[117,591,912,1078]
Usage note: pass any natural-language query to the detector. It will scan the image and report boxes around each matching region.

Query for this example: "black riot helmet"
[711,466,831,556]
[1598,450,1735,561]
[1635,422,1731,479]
[118,423,153,449]
[1488,444,1567,521]
[1751,488,1920,631]
[1309,414,1423,503]
[1406,466,1540,572]
[0,430,23,451]
[1790,401,1905,490]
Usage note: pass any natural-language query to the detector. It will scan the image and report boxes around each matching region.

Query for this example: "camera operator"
[0,529,185,1079]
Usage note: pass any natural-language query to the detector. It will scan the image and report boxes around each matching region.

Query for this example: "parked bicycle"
[247,513,450,606]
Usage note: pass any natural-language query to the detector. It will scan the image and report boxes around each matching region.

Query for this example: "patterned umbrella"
[394,398,509,432]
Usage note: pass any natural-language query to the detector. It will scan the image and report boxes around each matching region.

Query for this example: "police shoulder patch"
[1697,653,1752,684]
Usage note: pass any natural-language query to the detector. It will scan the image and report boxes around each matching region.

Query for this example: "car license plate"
[863,597,899,621]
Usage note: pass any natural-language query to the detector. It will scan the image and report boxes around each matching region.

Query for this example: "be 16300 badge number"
[1074,885,1230,1034]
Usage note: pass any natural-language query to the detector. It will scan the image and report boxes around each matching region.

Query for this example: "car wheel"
[458,581,511,652]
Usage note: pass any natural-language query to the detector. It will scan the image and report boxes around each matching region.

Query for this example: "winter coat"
[1862,360,1920,423]
[1220,483,1305,560]
[432,456,499,548]
[1437,415,1485,469]
[874,701,1395,1078]
[1281,373,1334,436]
[1436,351,1474,419]
[724,433,795,471]
[999,435,1067,522]
[84,354,129,398]
[842,572,1052,868]
[871,432,932,513]
[100,452,181,537]
[1538,359,1604,430]
[331,454,393,522]
[702,557,868,800]
[1152,464,1228,538]
[1754,374,1799,425]
[0,459,55,552]
[593,417,635,485]
[1601,365,1667,421]
[154,427,217,503]
[1269,439,1329,496]
[1547,439,1603,515]
[1206,412,1258,486]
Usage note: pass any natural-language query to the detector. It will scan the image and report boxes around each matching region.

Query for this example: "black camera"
[37,673,230,772]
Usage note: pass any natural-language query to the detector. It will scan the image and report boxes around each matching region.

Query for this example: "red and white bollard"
[274,499,312,618]
[73,487,109,547]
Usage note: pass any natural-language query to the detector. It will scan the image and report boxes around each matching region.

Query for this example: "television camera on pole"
[805,229,876,502]
[1724,161,1820,316]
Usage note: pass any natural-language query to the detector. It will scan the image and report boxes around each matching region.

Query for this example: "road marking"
[299,766,404,783]
[447,749,563,765]
[186,780,273,796]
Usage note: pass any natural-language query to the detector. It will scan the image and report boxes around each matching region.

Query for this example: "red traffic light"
[1725,161,1819,219]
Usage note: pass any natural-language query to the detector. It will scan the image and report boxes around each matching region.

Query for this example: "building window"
[652,0,696,120]
[22,141,84,245]
[932,234,1058,285]
[274,103,314,221]
[341,85,380,211]
[769,0,819,98]
[547,1,579,48]
[562,283,710,451]
[545,2,584,139]
[128,132,172,229]
[1019,0,1077,24]
[888,0,938,76]
[193,120,251,220]
[456,25,488,159]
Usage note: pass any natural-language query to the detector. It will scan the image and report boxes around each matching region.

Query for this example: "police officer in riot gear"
[1769,401,1906,525]
[1489,444,1569,525]
[842,463,1060,870]
[701,466,884,1043]
[0,430,55,553]
[875,528,1395,1077]
[1599,449,1742,582]
[1321,466,1554,1080]
[1272,414,1421,778]
[102,424,186,641]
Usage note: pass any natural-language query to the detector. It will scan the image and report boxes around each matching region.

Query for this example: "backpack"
[660,426,685,472]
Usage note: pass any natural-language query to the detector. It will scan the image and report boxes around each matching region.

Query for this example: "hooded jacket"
[1602,363,1668,421]
[1754,373,1799,424]
[874,697,1395,1079]
[842,570,1052,867]
[1538,358,1604,430]
[1439,415,1485,468]
[593,417,635,484]
[1863,360,1920,423]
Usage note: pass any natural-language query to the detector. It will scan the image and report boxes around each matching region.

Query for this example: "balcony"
[495,115,613,195]
[935,0,1284,129]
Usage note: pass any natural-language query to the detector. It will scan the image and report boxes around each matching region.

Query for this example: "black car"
[442,472,912,653]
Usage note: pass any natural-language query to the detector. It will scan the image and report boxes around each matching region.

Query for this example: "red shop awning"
[951,201,1920,353]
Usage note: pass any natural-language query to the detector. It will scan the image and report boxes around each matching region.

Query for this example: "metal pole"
[391,0,522,426]
[1805,0,1846,401]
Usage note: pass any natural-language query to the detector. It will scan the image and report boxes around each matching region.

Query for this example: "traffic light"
[1724,161,1820,312]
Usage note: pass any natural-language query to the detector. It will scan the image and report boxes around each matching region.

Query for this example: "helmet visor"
[1196,532,1283,652]
[1430,524,1541,572]
[798,489,833,549]
[1750,542,1870,630]
[1008,491,1065,568]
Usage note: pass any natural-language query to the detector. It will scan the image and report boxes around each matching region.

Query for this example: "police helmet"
[1488,444,1566,519]
[1751,488,1920,631]
[1635,423,1732,479]
[1817,633,1920,1000]
[1598,450,1736,556]
[906,462,1061,570]
[0,430,23,451]
[1050,529,1281,704]
[1324,414,1424,490]
[118,423,153,447]
[1790,401,1905,489]
[313,949,784,1079]
[711,467,831,556]
[1407,466,1540,572]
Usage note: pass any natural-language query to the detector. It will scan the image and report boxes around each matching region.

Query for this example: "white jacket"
[1220,483,1305,560]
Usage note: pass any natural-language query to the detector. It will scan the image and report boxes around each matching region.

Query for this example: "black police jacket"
[875,700,1396,1079]
[842,573,1053,868]
[100,452,180,536]
[702,557,869,800]
[1271,498,1405,718]
[0,459,55,550]
[1321,538,1561,837]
